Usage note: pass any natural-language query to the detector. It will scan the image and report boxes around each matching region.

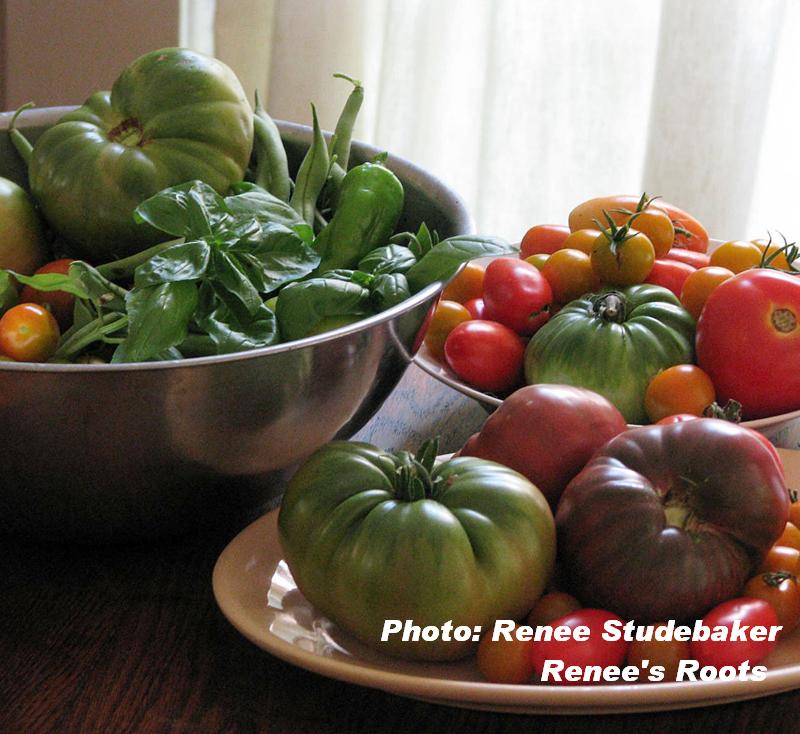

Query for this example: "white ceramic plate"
[212,449,800,715]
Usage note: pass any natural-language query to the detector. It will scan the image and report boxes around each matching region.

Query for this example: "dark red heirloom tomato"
[482,257,553,335]
[460,384,627,508]
[696,269,800,419]
[556,419,789,622]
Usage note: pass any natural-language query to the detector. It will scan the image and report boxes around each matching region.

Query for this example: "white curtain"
[190,0,797,245]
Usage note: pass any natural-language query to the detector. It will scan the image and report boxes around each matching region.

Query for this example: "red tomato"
[463,297,486,319]
[477,625,535,684]
[520,224,570,258]
[0,302,60,362]
[482,257,553,335]
[529,609,629,686]
[444,320,524,393]
[644,259,695,298]
[690,598,781,668]
[697,269,800,418]
[664,248,711,269]
[657,201,709,252]
[18,258,76,331]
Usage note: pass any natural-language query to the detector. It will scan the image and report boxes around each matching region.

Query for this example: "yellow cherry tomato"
[562,228,602,255]
[441,261,486,303]
[679,266,734,320]
[423,299,471,360]
[541,248,600,304]
[709,240,763,273]
[628,208,674,258]
[591,229,655,285]
[644,364,716,423]
[753,238,794,270]
[525,253,550,270]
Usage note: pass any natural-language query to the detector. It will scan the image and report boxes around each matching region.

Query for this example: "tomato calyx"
[107,117,146,147]
[762,571,795,588]
[703,399,743,423]
[592,291,627,323]
[757,232,799,274]
[594,209,644,259]
[392,438,443,501]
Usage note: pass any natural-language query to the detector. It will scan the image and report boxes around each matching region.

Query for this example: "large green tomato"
[524,285,695,424]
[278,441,555,661]
[0,176,48,274]
[28,47,253,262]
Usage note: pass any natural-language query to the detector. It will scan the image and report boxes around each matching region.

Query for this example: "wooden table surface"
[2,365,799,734]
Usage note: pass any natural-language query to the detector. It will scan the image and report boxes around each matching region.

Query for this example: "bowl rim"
[0,108,474,373]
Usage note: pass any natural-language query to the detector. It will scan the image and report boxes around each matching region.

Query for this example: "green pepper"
[313,159,404,274]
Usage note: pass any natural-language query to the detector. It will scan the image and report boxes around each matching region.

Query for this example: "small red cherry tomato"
[0,302,61,362]
[482,257,553,335]
[691,598,781,668]
[520,224,570,258]
[19,258,76,330]
[663,248,711,269]
[444,320,524,392]
[463,297,486,319]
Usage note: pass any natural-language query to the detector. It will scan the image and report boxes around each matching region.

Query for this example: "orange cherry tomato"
[562,229,602,255]
[19,258,76,331]
[525,253,550,270]
[743,572,800,635]
[625,624,691,682]
[541,249,600,304]
[753,239,793,270]
[441,261,486,303]
[423,299,471,360]
[789,493,800,528]
[477,625,535,684]
[520,224,571,258]
[644,364,716,423]
[775,522,800,552]
[527,591,582,627]
[0,302,60,362]
[709,240,763,273]
[679,266,735,320]
[629,208,674,258]
[760,546,800,576]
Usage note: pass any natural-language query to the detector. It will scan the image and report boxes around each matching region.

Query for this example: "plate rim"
[212,505,800,715]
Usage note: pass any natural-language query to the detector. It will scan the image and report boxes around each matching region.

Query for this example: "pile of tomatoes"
[424,193,800,421]
[0,259,74,363]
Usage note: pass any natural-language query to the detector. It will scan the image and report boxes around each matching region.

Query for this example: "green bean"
[252,89,291,202]
[289,104,331,227]
[326,74,364,204]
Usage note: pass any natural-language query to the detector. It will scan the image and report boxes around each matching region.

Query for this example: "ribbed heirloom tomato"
[697,269,800,418]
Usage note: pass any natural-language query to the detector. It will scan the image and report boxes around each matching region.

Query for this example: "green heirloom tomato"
[524,285,695,424]
[27,47,253,262]
[278,441,555,661]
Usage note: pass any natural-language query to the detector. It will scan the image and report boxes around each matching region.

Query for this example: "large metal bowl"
[0,107,473,541]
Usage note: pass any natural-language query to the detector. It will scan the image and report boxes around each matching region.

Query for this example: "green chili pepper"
[289,104,331,227]
[313,158,404,274]
[252,90,291,202]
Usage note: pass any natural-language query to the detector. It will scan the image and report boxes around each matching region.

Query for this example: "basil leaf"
[209,250,262,317]
[230,223,320,293]
[194,298,279,354]
[113,281,198,363]
[133,241,211,288]
[135,181,231,238]
[276,278,372,341]
[358,244,417,275]
[226,183,306,230]
[9,270,90,299]
[370,273,411,310]
[406,235,517,292]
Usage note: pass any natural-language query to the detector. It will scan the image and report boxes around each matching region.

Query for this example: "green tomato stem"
[9,102,36,167]
[53,312,128,361]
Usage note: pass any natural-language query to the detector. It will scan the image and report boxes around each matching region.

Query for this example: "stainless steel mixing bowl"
[0,108,473,541]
